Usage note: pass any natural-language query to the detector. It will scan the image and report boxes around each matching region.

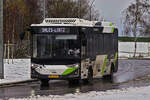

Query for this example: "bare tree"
[45,0,100,20]
[3,0,42,58]
[123,0,150,57]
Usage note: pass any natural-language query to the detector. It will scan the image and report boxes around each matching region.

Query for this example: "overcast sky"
[95,0,134,36]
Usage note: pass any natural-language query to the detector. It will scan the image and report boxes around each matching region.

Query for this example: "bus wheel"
[40,79,49,87]
[103,67,114,81]
[83,68,93,84]
[68,79,80,85]
[114,61,118,73]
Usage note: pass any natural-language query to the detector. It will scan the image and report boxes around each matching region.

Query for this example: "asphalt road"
[1,59,150,99]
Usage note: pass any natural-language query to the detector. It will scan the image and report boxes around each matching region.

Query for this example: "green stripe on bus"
[114,52,118,66]
[101,55,108,75]
[110,22,113,26]
[62,68,78,76]
[111,27,115,33]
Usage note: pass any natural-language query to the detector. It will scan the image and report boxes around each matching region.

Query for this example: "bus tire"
[114,60,118,73]
[83,68,93,84]
[103,66,114,81]
[40,79,49,87]
[68,79,80,85]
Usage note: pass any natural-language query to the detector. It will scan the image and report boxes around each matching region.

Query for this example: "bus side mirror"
[20,27,31,40]
[27,28,31,31]
[20,32,25,40]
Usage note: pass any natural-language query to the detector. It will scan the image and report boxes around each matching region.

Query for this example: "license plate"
[48,75,59,78]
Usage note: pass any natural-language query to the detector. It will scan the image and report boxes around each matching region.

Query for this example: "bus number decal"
[41,28,69,33]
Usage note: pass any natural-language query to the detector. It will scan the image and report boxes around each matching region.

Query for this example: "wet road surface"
[1,59,150,99]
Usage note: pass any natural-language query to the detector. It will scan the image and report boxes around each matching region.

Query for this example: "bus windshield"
[32,34,80,59]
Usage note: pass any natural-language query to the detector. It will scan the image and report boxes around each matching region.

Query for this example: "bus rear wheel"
[40,79,49,87]
[103,67,114,81]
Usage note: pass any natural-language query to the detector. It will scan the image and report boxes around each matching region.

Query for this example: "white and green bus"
[21,18,118,85]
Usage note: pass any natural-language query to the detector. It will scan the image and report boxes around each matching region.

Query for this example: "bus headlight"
[31,63,41,69]
[67,63,79,68]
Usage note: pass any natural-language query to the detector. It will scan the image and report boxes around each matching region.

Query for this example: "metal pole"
[79,0,81,18]
[77,0,81,18]
[43,0,46,19]
[0,0,4,79]
[90,0,95,21]
[7,40,9,64]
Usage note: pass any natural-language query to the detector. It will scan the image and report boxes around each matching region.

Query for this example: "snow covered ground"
[0,59,31,85]
[119,42,150,58]
[7,86,150,100]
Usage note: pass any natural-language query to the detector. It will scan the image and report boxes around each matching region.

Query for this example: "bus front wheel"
[68,79,80,85]
[83,68,93,84]
[40,79,49,87]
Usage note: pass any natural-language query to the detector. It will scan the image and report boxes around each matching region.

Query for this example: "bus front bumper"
[31,68,80,80]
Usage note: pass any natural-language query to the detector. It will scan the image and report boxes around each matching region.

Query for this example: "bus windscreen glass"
[33,34,80,58]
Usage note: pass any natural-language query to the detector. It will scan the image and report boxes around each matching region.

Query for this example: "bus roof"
[31,18,115,27]
[31,18,117,33]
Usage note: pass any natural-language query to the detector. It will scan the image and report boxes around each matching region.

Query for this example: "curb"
[0,79,38,87]
[118,58,128,60]
[127,58,150,60]
[119,58,150,60]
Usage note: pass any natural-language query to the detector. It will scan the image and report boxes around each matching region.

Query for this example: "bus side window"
[96,34,99,55]
[99,34,104,54]
[110,34,114,53]
[92,35,96,57]
[89,35,93,57]
[88,29,93,58]
[114,29,118,52]
[86,31,90,58]
[104,34,113,54]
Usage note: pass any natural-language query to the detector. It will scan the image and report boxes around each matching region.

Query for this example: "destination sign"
[41,28,70,33]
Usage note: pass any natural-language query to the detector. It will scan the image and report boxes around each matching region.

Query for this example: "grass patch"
[118,37,150,42]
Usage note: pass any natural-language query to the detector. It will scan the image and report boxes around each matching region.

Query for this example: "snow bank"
[119,42,150,58]
[0,59,31,84]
